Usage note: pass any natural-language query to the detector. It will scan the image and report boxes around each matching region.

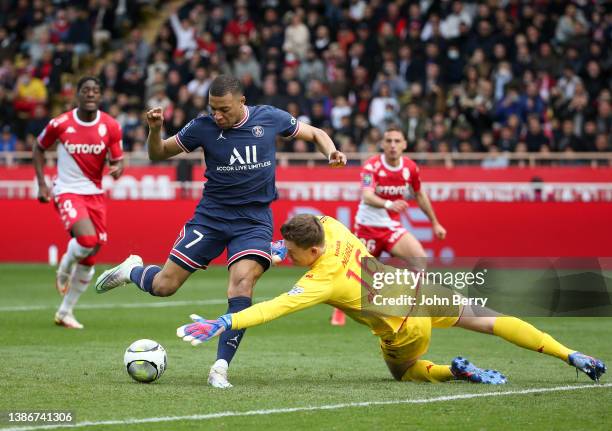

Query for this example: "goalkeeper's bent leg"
[401,360,454,383]
[493,316,573,362]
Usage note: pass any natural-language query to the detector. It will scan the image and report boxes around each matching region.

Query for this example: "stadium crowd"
[0,0,610,163]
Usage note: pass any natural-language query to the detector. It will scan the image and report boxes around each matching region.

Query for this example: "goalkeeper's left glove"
[176,313,232,346]
[271,239,287,264]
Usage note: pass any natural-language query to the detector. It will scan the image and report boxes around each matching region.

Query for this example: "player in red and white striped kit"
[331,127,446,325]
[33,77,124,329]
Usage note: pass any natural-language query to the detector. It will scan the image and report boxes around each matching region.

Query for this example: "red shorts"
[354,224,408,257]
[53,193,108,244]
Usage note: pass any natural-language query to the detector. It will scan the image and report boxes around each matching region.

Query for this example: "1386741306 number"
[4,411,75,424]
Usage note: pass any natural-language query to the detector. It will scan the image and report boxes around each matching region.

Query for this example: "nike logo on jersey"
[66,126,76,134]
[217,130,227,140]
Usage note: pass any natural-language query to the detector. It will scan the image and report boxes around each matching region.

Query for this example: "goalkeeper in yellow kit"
[177,214,606,385]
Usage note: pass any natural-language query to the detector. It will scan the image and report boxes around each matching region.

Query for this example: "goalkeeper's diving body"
[178,214,606,384]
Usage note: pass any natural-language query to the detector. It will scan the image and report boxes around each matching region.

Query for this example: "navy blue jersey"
[175,105,299,205]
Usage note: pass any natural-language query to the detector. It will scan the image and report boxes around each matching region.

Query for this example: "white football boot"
[54,311,84,329]
[94,255,143,293]
[208,359,233,388]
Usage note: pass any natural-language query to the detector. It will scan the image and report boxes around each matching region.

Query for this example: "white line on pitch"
[2,383,611,431]
[0,298,272,313]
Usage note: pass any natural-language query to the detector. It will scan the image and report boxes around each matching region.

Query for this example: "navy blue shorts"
[168,201,273,272]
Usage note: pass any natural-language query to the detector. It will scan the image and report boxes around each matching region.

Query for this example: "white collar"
[381,154,403,171]
[72,108,100,126]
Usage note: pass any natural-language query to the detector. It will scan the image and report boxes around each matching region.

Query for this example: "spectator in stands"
[594,133,610,153]
[524,114,551,153]
[233,45,261,88]
[330,96,352,130]
[66,7,93,57]
[495,86,523,126]
[555,119,585,152]
[13,69,47,119]
[555,3,589,46]
[0,26,18,62]
[401,103,427,150]
[596,98,612,135]
[299,48,326,84]
[373,61,407,99]
[481,144,509,169]
[498,126,518,152]
[225,6,256,40]
[520,81,546,121]
[24,105,49,144]
[164,107,187,138]
[0,0,609,163]
[0,125,17,152]
[369,83,399,132]
[556,66,582,102]
[186,67,211,99]
[170,6,197,57]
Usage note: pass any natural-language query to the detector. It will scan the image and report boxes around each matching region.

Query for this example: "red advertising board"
[1,199,610,263]
[3,165,611,183]
[1,165,610,262]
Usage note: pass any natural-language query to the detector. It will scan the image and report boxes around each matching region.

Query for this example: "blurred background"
[0,0,610,264]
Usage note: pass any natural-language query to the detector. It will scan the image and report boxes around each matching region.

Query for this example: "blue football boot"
[451,356,507,384]
[568,352,606,383]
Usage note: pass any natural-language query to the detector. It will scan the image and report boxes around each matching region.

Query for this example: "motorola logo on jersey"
[63,142,105,155]
[376,184,410,196]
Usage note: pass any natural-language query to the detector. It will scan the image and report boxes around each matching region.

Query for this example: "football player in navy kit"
[95,75,347,387]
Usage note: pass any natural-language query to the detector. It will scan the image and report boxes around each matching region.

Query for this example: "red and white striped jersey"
[355,154,421,228]
[37,109,123,195]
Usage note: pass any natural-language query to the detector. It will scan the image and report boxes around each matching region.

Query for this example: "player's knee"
[76,234,98,249]
[390,369,404,381]
[386,361,415,381]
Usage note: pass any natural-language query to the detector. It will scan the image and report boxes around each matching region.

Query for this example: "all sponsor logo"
[229,145,257,165]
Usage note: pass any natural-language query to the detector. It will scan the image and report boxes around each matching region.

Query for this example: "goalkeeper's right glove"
[176,314,232,346]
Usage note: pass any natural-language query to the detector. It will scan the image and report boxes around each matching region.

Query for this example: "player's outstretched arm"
[32,143,51,203]
[146,107,184,161]
[294,122,347,167]
[414,190,446,239]
[178,279,331,346]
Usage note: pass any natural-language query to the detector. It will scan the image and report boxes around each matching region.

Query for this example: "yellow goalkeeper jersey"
[231,216,408,335]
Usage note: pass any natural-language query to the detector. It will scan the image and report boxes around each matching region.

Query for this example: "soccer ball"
[123,339,167,383]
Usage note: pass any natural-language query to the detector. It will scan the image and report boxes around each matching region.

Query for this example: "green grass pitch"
[1,264,611,430]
